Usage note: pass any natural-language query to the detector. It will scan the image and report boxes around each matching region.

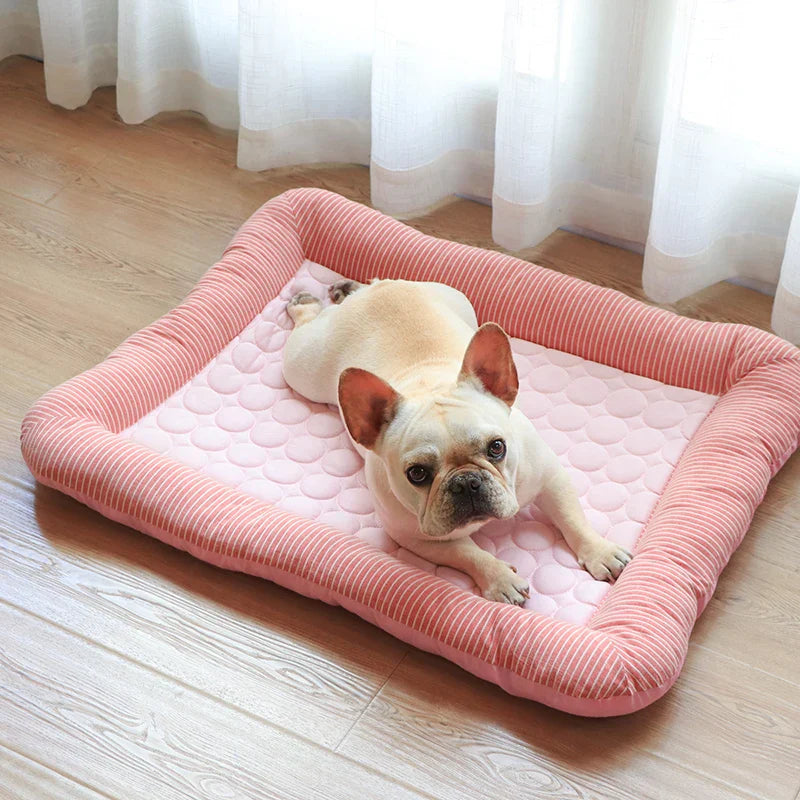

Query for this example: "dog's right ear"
[458,322,519,407]
[338,368,401,450]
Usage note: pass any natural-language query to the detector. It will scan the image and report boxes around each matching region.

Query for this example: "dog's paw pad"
[328,280,361,304]
[288,291,318,307]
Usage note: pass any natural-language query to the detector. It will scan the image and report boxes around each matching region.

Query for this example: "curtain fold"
[2,0,798,343]
[0,0,41,61]
[117,0,239,129]
[369,0,503,214]
[642,0,800,324]
[238,0,373,169]
[37,0,117,108]
[492,0,673,250]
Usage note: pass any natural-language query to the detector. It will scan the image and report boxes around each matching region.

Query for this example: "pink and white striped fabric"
[21,189,800,716]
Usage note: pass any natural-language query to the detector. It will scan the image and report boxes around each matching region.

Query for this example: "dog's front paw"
[578,540,633,581]
[480,562,530,605]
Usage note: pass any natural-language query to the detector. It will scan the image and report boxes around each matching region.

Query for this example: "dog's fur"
[282,278,631,604]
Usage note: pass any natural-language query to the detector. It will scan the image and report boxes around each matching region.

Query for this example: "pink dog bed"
[21,189,800,716]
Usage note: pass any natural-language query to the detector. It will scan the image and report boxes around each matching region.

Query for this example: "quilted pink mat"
[121,261,718,623]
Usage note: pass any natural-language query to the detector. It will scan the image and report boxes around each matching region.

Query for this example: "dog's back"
[283,279,477,404]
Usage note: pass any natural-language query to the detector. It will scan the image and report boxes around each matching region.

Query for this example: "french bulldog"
[282,278,632,605]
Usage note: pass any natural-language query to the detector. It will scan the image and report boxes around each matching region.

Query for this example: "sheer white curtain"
[2,0,799,343]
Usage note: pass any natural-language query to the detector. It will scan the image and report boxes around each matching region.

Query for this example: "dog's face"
[339,323,521,539]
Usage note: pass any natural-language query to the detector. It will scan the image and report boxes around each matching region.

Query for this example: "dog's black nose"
[451,472,483,495]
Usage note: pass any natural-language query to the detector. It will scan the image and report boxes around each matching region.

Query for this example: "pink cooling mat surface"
[121,261,717,625]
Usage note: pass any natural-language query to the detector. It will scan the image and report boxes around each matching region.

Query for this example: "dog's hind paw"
[328,280,361,304]
[288,291,318,306]
[286,291,322,325]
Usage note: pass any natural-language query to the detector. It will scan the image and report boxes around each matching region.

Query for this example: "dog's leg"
[536,469,632,581]
[286,291,322,327]
[328,280,362,305]
[401,536,530,605]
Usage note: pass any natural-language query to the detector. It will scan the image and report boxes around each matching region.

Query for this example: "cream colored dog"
[282,278,632,604]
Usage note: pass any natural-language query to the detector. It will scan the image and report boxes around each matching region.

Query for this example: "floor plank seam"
[43,160,102,209]
[333,650,410,754]
[639,744,768,800]
[691,643,800,696]
[0,740,115,800]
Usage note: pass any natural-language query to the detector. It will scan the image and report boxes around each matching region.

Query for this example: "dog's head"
[338,323,521,539]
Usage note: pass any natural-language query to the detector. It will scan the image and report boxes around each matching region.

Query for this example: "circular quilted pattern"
[529,365,570,393]
[643,400,686,429]
[232,342,264,373]
[263,460,304,484]
[285,436,326,463]
[273,398,311,425]
[260,363,287,389]
[585,415,627,445]
[624,428,665,456]
[532,564,576,595]
[228,442,267,468]
[548,405,589,431]
[171,445,209,469]
[605,388,647,418]
[184,387,221,415]
[250,422,290,448]
[606,454,647,483]
[207,364,244,394]
[120,260,718,626]
[568,442,609,472]
[239,478,282,504]
[307,412,345,438]
[239,384,275,411]
[565,376,608,406]
[190,426,230,451]
[157,408,196,434]
[322,448,363,477]
[301,474,341,500]
[216,407,255,432]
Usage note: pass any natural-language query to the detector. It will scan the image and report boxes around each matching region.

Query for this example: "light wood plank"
[0,602,429,800]
[734,454,800,572]
[0,188,204,308]
[339,646,800,800]
[0,159,62,204]
[0,478,408,750]
[692,545,800,683]
[0,743,110,800]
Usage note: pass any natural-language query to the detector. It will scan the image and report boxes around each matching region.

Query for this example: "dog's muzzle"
[446,469,495,522]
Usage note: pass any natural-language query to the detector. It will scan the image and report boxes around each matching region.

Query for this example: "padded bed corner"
[20,188,800,716]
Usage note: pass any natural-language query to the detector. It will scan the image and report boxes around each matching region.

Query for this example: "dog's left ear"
[338,367,402,450]
[458,322,519,407]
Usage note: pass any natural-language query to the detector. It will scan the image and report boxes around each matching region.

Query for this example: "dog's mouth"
[420,510,502,539]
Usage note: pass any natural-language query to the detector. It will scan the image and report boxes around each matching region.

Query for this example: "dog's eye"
[406,465,430,485]
[487,439,506,460]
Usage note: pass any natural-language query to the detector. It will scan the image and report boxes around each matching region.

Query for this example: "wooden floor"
[1,55,798,800]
